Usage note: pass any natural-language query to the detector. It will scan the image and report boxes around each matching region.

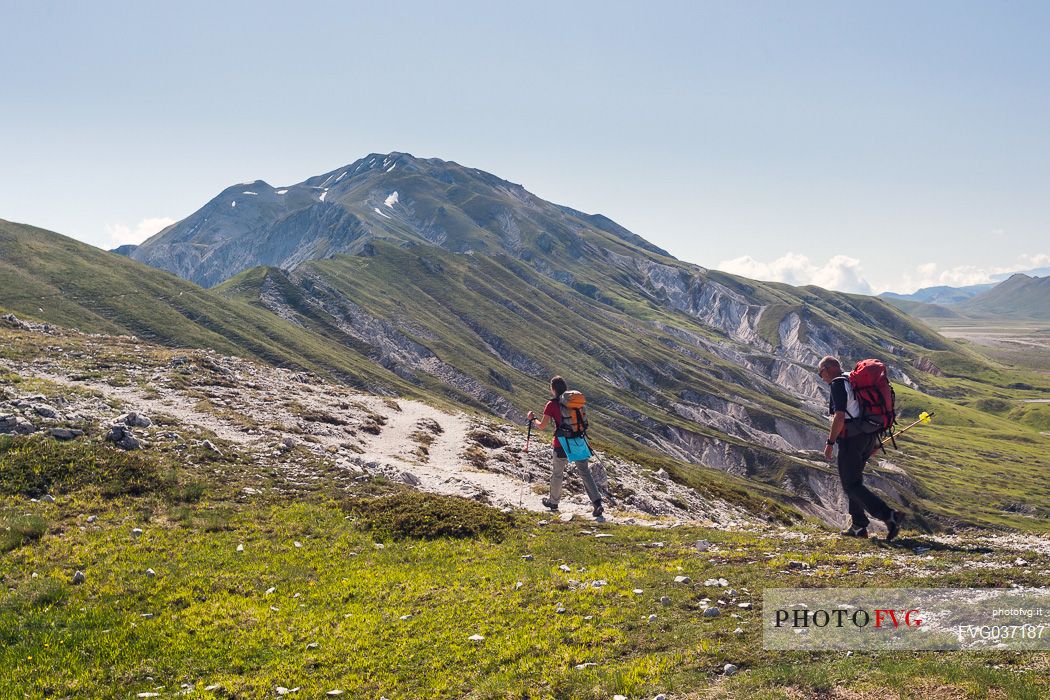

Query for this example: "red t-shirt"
[543,399,562,447]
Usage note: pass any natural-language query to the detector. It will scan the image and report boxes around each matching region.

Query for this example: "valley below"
[931,320,1050,374]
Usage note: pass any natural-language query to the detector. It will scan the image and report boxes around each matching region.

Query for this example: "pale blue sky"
[2,0,1048,293]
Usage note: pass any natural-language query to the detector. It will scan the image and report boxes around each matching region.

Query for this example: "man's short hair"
[818,356,841,374]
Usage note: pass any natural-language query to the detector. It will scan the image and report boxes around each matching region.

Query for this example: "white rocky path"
[353,395,610,520]
[4,324,756,527]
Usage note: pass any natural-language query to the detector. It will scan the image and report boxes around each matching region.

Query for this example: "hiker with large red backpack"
[526,375,605,519]
[818,355,904,542]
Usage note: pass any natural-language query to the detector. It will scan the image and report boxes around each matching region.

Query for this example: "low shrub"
[463,445,487,468]
[468,430,507,449]
[346,491,511,541]
[975,398,1010,414]
[0,435,163,498]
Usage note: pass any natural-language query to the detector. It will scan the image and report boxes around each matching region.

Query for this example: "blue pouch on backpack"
[557,436,592,462]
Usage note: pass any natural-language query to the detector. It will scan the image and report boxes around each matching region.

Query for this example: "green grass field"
[2,434,1048,699]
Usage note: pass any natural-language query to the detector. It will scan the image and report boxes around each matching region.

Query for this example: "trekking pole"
[877,411,936,455]
[581,434,614,506]
[886,413,936,440]
[520,418,534,508]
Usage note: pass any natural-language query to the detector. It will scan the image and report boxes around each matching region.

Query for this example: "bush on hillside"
[345,490,511,541]
[0,435,162,498]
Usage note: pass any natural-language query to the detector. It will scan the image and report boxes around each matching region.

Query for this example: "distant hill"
[130,152,671,288]
[880,297,962,320]
[956,273,1050,320]
[991,266,1050,281]
[880,283,994,305]
[883,271,1050,322]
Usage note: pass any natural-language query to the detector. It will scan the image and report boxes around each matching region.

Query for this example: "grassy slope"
[219,244,1050,532]
[219,248,831,503]
[1,433,1048,699]
[0,219,415,393]
[220,243,955,448]
[5,220,1050,531]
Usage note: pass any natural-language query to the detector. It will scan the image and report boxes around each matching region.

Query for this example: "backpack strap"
[831,376,857,420]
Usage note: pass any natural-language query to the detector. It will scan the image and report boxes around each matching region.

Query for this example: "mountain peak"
[131,153,671,287]
[1005,272,1033,282]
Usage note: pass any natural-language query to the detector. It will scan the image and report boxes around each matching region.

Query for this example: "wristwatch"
[826,438,835,446]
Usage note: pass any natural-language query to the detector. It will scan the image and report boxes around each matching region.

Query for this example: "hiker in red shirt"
[527,375,604,519]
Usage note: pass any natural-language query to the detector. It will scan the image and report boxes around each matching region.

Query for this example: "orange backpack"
[557,390,589,438]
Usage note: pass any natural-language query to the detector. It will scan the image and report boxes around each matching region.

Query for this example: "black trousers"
[837,432,892,527]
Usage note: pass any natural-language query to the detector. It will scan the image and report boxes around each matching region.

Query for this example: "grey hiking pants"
[548,456,602,505]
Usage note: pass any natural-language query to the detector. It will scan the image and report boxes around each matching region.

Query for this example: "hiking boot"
[885,510,904,542]
[541,497,559,512]
[591,500,604,519]
[840,524,868,538]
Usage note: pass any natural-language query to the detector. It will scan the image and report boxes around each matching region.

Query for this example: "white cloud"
[716,252,873,294]
[903,263,994,289]
[104,217,176,248]
[894,252,1050,293]
[1021,253,1050,268]
[718,250,1050,296]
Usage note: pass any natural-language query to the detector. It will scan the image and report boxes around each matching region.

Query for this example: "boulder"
[1,414,37,435]
[105,425,141,450]
[201,439,223,457]
[49,427,83,441]
[118,412,152,428]
[33,405,58,419]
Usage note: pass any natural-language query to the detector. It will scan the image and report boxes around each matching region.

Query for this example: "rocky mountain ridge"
[130,153,671,288]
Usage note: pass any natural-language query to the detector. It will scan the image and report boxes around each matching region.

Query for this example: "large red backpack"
[848,359,896,437]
